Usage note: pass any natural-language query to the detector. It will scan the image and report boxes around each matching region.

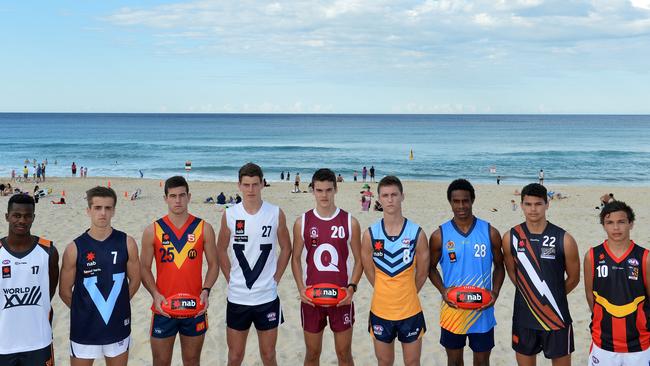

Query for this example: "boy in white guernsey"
[217,162,292,366]
[0,194,59,366]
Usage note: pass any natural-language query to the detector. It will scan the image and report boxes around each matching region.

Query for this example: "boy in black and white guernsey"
[59,186,141,366]
[0,194,59,366]
[217,163,292,366]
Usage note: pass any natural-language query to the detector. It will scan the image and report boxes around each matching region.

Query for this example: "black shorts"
[512,323,574,359]
[0,344,54,366]
[440,327,495,352]
[150,313,208,338]
[227,297,284,331]
[368,311,426,344]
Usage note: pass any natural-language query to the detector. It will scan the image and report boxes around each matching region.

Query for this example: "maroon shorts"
[301,302,355,333]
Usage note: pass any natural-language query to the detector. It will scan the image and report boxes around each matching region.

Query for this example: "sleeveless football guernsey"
[71,230,131,344]
[301,208,352,287]
[510,222,572,330]
[0,236,53,354]
[369,218,422,321]
[152,214,205,308]
[590,241,650,352]
[439,217,496,334]
[227,201,279,306]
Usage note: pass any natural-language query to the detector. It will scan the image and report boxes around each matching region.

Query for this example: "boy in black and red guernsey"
[291,168,363,366]
[585,201,650,365]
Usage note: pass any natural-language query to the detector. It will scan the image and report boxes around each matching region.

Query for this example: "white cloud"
[631,0,650,10]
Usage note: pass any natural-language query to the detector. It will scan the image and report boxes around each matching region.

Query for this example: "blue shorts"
[150,313,208,338]
[368,311,426,344]
[226,297,284,331]
[0,344,54,366]
[440,327,495,352]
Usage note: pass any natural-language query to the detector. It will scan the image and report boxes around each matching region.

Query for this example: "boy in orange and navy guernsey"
[585,201,650,366]
[361,176,430,366]
[140,176,218,366]
[502,183,581,366]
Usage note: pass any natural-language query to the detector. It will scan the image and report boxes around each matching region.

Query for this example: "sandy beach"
[1,176,648,365]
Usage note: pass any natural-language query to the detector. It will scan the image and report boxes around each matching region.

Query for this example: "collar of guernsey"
[439,217,496,334]
[369,218,423,321]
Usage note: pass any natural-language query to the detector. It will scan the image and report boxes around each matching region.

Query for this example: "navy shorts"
[368,311,426,344]
[227,297,284,331]
[0,343,54,366]
[512,323,574,359]
[150,313,208,338]
[440,327,495,352]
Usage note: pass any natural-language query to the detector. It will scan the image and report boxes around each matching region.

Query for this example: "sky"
[1,0,650,114]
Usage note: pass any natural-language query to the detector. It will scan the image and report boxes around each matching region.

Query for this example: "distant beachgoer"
[228,196,235,204]
[11,169,15,182]
[369,166,375,183]
[373,200,383,212]
[36,164,42,182]
[51,197,66,204]
[511,199,517,211]
[139,170,144,178]
[336,174,344,183]
[54,159,57,165]
[294,173,301,192]
[361,195,370,212]
[71,162,77,176]
[353,170,358,182]
[217,192,226,205]
[264,178,270,187]
[362,166,367,182]
[280,171,284,180]
[538,169,544,185]
[235,194,242,204]
[40,163,46,182]
[287,172,290,181]
[23,166,29,181]
[600,193,615,208]
[80,166,83,178]
[83,167,88,178]
[497,176,501,185]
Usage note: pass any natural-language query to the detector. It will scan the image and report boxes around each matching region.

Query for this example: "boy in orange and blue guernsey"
[360,175,430,366]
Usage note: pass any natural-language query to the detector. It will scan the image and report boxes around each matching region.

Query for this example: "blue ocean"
[1,113,649,185]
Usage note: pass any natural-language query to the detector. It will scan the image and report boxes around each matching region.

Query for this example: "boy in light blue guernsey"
[429,179,505,366]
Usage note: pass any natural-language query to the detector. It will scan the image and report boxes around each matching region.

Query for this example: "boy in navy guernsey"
[59,186,141,365]
[585,201,650,365]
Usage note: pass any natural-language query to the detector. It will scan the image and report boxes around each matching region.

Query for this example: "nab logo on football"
[235,220,245,235]
[172,298,197,310]
[458,292,482,303]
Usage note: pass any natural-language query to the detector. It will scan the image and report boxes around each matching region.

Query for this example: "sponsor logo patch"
[188,249,198,259]
[1,260,9,265]
[266,311,277,322]
[627,258,639,266]
[541,246,556,259]
[3,286,42,308]
[628,266,639,280]
[235,220,245,235]
[446,241,455,250]
[2,266,10,279]
[448,252,457,263]
[373,240,384,257]
[372,324,384,335]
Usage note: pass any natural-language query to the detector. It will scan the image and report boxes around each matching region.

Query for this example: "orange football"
[305,283,347,306]
[447,285,492,310]
[161,293,204,318]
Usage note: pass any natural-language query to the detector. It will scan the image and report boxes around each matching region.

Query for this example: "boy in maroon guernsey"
[585,201,650,365]
[291,168,363,366]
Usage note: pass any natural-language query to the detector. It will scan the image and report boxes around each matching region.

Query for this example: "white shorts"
[70,335,130,359]
[589,343,650,366]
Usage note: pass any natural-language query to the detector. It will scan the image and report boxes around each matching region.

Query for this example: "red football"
[162,293,204,318]
[305,283,347,306]
[447,286,492,310]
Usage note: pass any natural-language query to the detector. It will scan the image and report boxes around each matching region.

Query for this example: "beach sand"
[1,176,648,365]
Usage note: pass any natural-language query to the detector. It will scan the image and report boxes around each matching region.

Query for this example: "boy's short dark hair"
[238,163,264,182]
[8,194,35,212]
[521,183,547,203]
[312,168,337,188]
[600,200,635,224]
[378,175,403,194]
[164,176,189,196]
[86,186,117,207]
[447,179,475,202]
